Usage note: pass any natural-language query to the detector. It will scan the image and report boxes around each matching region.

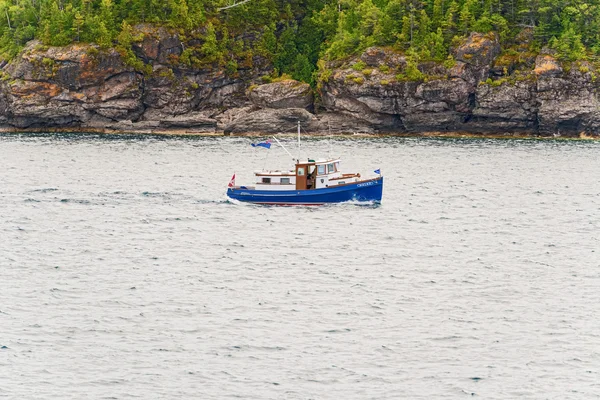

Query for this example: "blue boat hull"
[227,177,383,205]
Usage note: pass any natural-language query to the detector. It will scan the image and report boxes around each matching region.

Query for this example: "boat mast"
[297,120,301,161]
[327,120,332,158]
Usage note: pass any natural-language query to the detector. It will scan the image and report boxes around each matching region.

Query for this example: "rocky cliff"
[0,29,599,137]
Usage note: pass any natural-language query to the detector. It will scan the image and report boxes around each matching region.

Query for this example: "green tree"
[291,53,314,83]
[458,0,475,35]
[551,23,586,61]
[200,22,220,63]
[357,0,382,48]
[117,20,133,48]
[432,0,444,29]
[169,0,193,30]
[96,21,112,48]
[379,0,404,44]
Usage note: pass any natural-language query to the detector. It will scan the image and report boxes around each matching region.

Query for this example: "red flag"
[228,173,235,188]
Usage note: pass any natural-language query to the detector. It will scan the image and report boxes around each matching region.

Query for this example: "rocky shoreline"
[1,27,599,138]
[3,127,597,141]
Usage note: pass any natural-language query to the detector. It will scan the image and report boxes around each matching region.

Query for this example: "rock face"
[321,34,501,132]
[319,33,600,136]
[248,80,313,110]
[224,107,316,134]
[0,30,599,137]
[1,42,144,129]
[471,81,538,132]
[0,26,276,133]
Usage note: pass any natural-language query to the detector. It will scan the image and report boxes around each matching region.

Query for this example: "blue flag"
[251,140,271,149]
[374,169,381,174]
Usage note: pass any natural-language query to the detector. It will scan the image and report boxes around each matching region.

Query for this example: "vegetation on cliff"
[0,0,599,85]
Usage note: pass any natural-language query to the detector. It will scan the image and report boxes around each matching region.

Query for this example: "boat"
[226,122,383,205]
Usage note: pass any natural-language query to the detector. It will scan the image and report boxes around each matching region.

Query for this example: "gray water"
[1,133,599,399]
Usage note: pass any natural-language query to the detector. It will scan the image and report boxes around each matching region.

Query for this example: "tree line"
[0,0,598,84]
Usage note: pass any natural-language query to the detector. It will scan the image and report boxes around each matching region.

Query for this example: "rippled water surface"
[1,133,599,399]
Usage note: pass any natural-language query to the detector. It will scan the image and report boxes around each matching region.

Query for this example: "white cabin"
[254,159,361,191]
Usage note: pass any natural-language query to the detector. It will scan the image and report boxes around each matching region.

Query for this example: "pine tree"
[552,22,586,61]
[432,0,444,29]
[117,20,133,47]
[201,22,220,63]
[458,0,475,35]
[442,0,459,40]
[358,0,382,49]
[73,11,84,42]
[97,21,112,48]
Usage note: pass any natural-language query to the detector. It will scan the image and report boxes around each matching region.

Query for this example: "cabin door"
[296,164,307,190]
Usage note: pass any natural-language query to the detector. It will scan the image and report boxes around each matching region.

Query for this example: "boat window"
[281,178,290,184]
[262,177,271,184]
[327,163,335,173]
[297,167,305,176]
[317,165,326,175]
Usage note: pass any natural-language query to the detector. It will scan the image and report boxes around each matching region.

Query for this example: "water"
[1,133,599,399]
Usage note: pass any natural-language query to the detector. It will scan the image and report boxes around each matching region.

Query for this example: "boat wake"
[336,199,382,208]
[226,198,381,208]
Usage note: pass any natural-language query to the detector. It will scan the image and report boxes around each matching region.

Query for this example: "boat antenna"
[272,135,297,162]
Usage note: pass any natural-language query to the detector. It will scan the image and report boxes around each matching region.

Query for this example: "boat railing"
[254,171,295,176]
[256,182,295,185]
[329,173,361,181]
